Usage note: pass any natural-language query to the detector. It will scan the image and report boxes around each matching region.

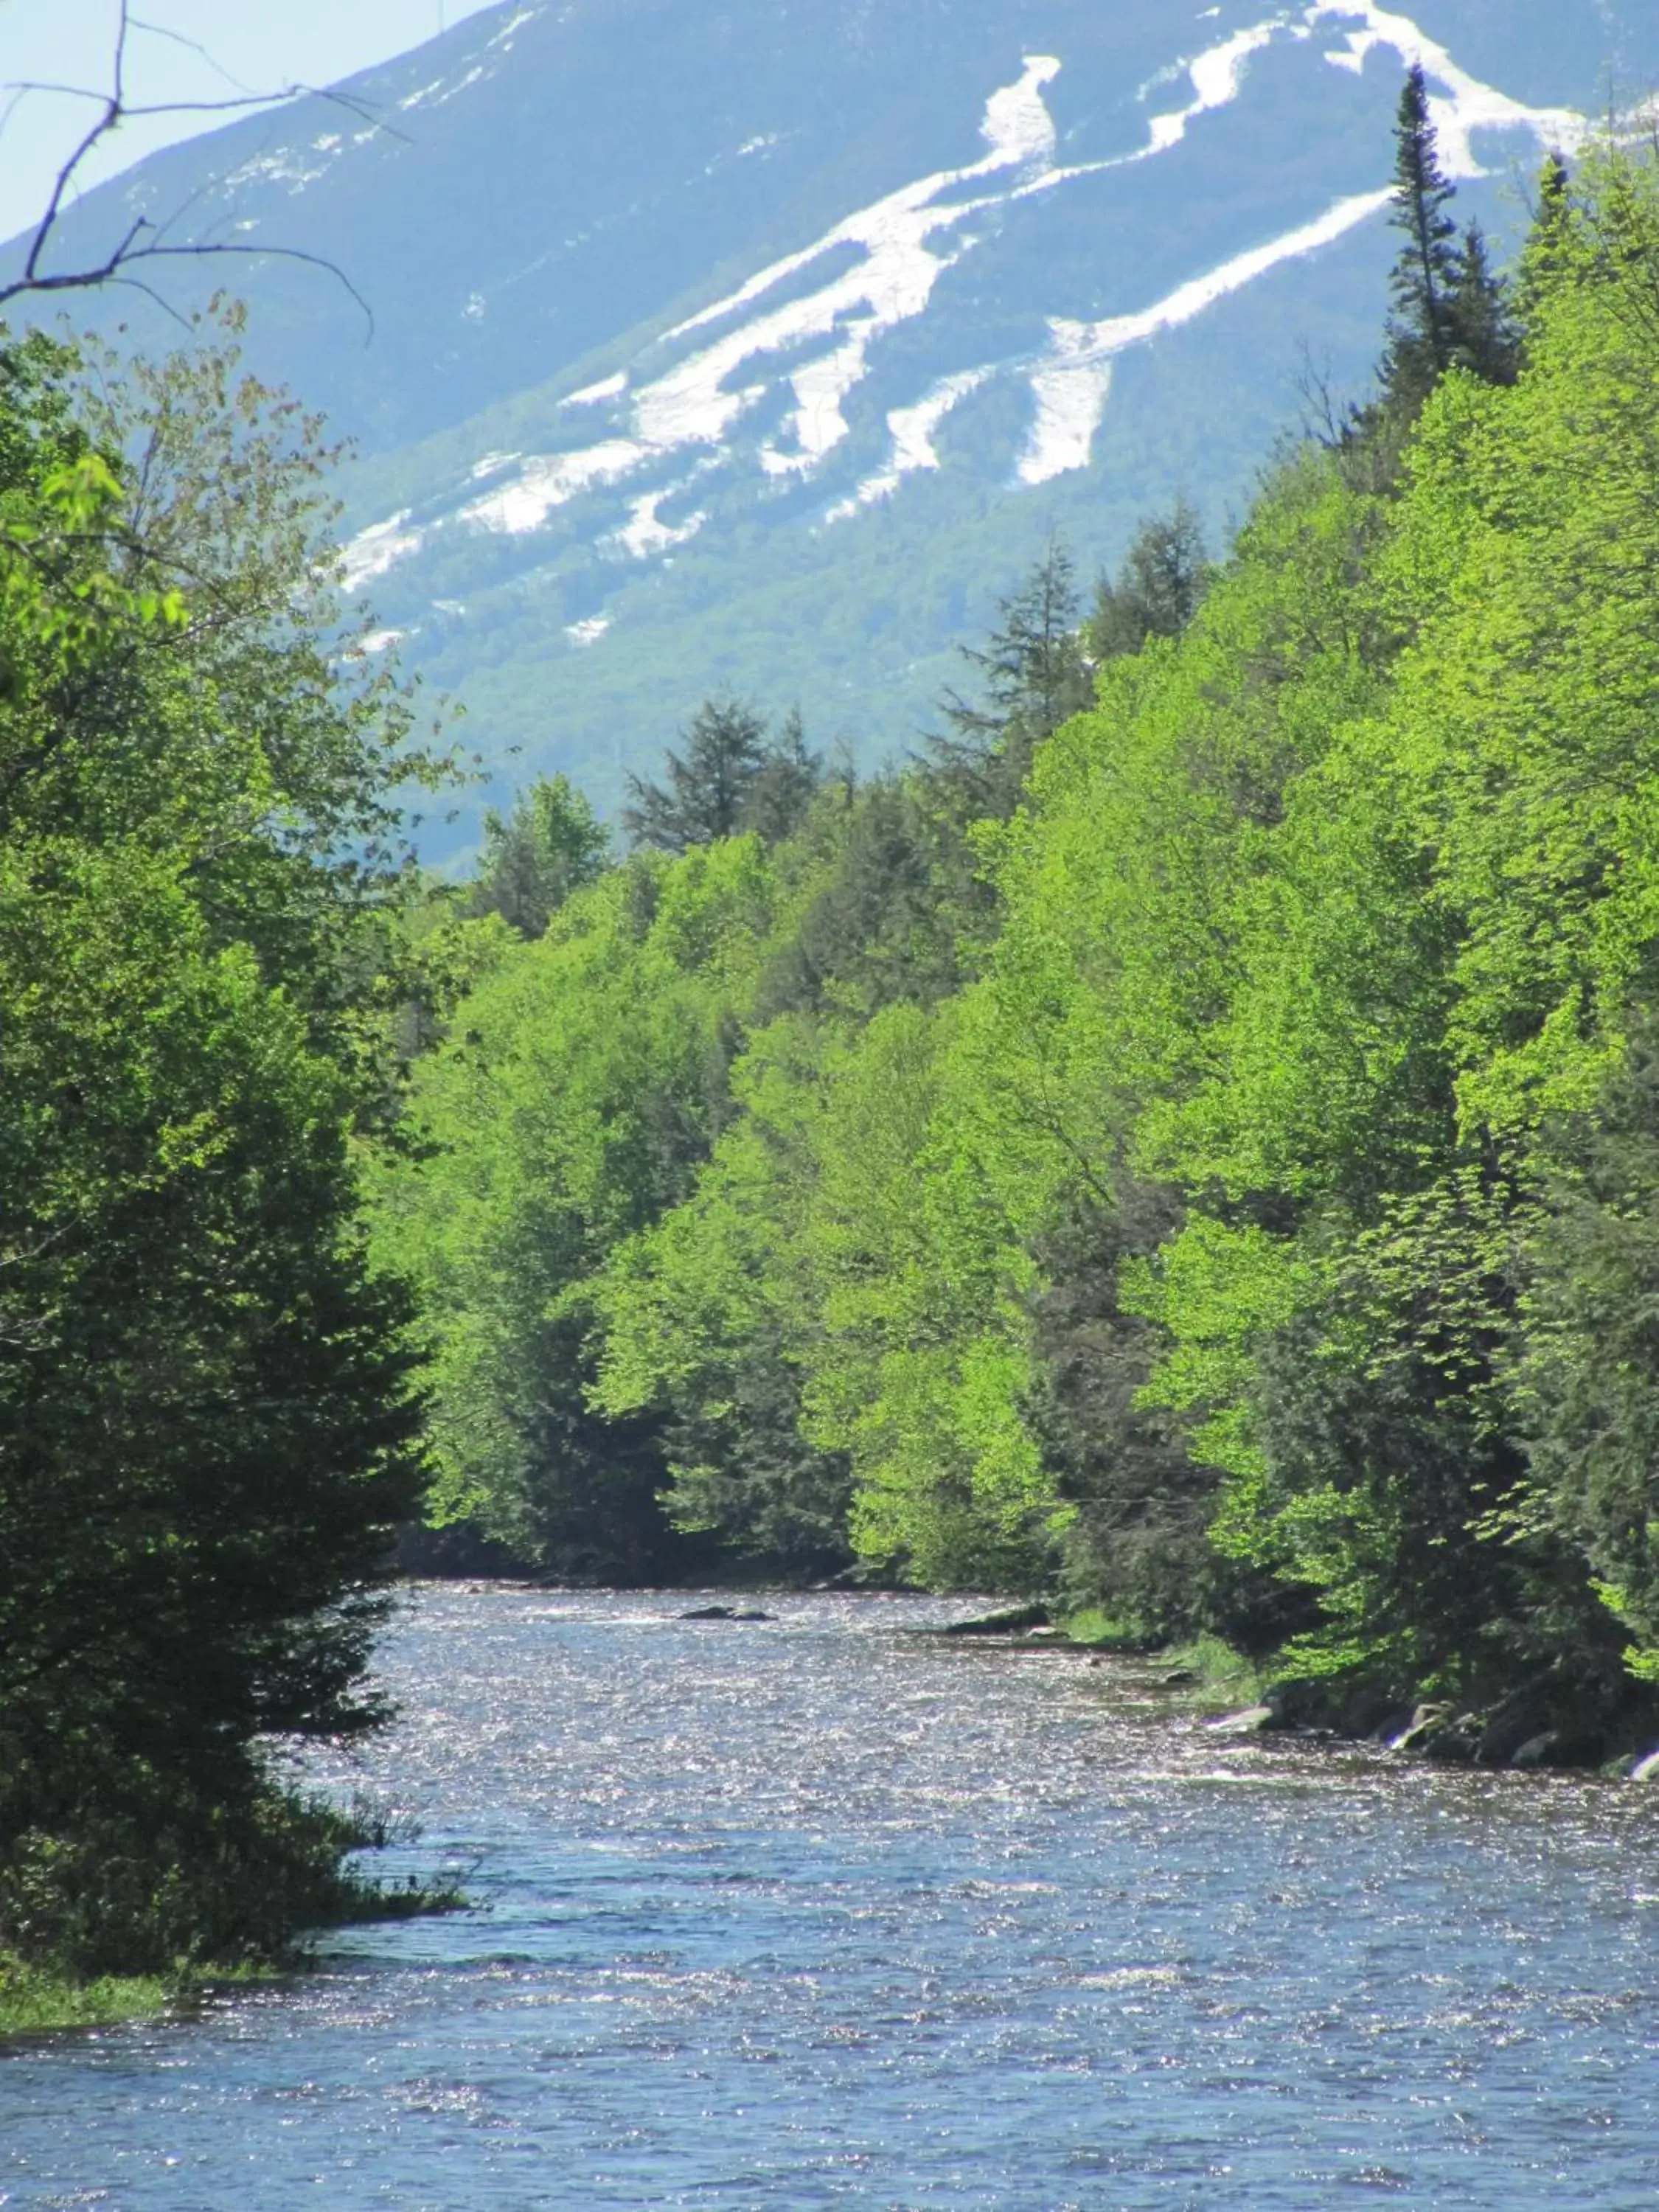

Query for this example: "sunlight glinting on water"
[4,1586,1657,2208]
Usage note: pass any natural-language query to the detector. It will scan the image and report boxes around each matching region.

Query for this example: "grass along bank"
[0,1956,273,2037]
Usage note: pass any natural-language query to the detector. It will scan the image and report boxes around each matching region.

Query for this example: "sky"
[0,0,501,245]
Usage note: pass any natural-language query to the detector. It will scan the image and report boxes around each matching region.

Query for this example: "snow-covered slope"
[10,0,1652,835]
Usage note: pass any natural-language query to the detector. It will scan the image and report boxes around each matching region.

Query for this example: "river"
[4,1585,1658,2208]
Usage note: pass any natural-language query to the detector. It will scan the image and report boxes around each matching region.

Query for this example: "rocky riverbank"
[928,1607,1659,1780]
[1216,1670,1659,1781]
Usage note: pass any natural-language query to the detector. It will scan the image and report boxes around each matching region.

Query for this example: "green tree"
[0,849,425,1973]
[1515,153,1573,344]
[1447,221,1521,386]
[1374,70,1519,427]
[1377,64,1463,418]
[592,1018,854,1575]
[1088,498,1211,663]
[742,707,822,845]
[756,775,966,1021]
[0,321,439,1979]
[375,838,782,1573]
[931,540,1092,813]
[622,694,771,852]
[468,772,609,939]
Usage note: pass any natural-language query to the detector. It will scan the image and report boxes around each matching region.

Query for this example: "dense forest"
[380,92,1659,1743]
[7,76,1659,2014]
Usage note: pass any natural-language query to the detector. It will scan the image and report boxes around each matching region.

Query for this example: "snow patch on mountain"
[487,7,543,49]
[219,146,339,198]
[1021,335,1114,487]
[664,52,1062,355]
[563,372,629,408]
[613,490,708,559]
[341,510,425,590]
[429,45,1089,514]
[828,369,995,519]
[433,65,488,108]
[1018,187,1392,481]
[1307,3,1587,175]
[462,440,648,533]
[1147,25,1280,156]
[338,2,1593,590]
[980,52,1064,170]
[534,50,1062,485]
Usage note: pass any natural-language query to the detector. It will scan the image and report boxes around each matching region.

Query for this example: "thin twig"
[1,0,397,335]
[127,14,262,99]
[2,240,378,344]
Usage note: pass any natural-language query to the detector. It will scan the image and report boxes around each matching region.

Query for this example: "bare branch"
[3,239,377,343]
[97,272,206,335]
[3,77,398,139]
[7,78,300,120]
[1,0,400,334]
[1293,338,1358,451]
[126,14,262,99]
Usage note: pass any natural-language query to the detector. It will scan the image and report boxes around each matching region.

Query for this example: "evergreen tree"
[0,327,438,1981]
[622,695,771,852]
[1089,497,1211,662]
[1377,65,1462,418]
[741,707,822,844]
[1447,221,1522,386]
[1375,68,1520,422]
[930,541,1091,814]
[757,776,959,1020]
[1516,153,1573,344]
[468,773,608,939]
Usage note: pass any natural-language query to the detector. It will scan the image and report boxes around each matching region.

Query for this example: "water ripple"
[4,1586,1658,2209]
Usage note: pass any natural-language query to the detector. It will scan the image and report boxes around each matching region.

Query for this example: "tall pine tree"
[1447,220,1521,386]
[742,708,823,844]
[1373,67,1522,430]
[1378,64,1462,417]
[1516,153,1573,347]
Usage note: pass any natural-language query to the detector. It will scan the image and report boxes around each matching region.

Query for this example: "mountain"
[9,1,1655,846]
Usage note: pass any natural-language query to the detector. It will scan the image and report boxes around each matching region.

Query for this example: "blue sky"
[0,1,500,245]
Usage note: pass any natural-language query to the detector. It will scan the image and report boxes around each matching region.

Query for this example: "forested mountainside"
[377,108,1659,1761]
[7,2,1654,832]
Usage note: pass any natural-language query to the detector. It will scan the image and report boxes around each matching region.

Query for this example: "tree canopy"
[0,321,444,1983]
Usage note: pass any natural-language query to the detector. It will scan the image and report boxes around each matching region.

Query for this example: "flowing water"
[4,1585,1658,2209]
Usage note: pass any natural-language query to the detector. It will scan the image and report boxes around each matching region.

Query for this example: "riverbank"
[0,1863,467,2040]
[927,1601,1659,1779]
[0,1958,267,2039]
[1220,1668,1659,1781]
